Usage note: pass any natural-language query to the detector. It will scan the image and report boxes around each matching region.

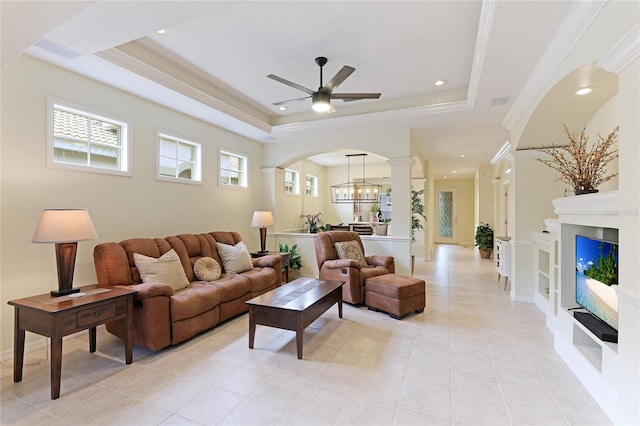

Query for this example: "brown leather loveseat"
[93,231,281,350]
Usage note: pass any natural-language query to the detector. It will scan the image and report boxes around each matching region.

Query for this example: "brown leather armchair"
[314,231,395,304]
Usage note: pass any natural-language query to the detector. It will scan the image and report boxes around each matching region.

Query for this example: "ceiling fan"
[267,56,381,113]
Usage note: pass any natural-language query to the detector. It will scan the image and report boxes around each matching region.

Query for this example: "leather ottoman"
[365,274,425,319]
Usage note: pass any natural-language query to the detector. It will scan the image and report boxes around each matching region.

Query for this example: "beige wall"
[476,164,496,230]
[585,94,619,192]
[0,56,266,352]
[277,160,328,232]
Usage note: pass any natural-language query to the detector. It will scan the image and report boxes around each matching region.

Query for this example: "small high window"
[305,174,318,197]
[284,169,299,195]
[50,102,129,174]
[158,134,201,183]
[220,150,247,187]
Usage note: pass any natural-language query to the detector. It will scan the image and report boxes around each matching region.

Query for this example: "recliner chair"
[313,231,395,304]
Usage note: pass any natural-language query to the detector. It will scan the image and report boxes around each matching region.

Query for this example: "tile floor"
[1,245,613,425]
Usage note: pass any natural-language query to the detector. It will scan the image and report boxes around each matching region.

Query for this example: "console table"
[8,284,136,399]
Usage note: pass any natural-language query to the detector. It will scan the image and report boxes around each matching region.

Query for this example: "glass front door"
[435,188,458,244]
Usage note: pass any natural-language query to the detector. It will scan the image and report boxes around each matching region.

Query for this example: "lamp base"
[51,287,80,297]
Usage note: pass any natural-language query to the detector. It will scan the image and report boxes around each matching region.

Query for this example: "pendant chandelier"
[330,153,382,204]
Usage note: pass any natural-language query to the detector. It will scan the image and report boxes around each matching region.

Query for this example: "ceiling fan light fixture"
[312,92,331,113]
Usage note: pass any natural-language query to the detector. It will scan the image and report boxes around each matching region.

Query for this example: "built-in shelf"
[496,237,511,289]
[552,191,625,421]
[533,231,556,315]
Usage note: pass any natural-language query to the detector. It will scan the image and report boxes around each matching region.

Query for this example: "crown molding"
[596,22,640,74]
[97,48,273,134]
[270,99,472,136]
[502,1,607,130]
[466,0,497,107]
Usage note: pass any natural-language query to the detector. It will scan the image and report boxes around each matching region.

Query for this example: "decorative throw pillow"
[193,257,221,281]
[335,241,368,268]
[216,241,253,273]
[133,249,189,291]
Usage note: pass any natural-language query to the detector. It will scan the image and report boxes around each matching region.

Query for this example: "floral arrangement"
[536,124,618,194]
[301,212,324,233]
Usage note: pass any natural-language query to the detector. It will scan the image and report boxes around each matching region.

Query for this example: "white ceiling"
[2,0,578,179]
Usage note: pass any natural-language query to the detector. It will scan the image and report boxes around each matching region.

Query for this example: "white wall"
[506,1,639,421]
[0,55,266,352]
[584,94,619,192]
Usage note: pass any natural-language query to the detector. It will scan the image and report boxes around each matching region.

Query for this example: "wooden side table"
[8,284,136,399]
[250,251,291,283]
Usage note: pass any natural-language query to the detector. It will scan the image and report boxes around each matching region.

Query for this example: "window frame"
[305,173,318,197]
[219,148,248,188]
[284,168,300,195]
[47,97,131,176]
[156,131,202,185]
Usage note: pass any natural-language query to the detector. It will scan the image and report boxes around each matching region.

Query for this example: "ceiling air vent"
[490,96,510,107]
[34,39,82,60]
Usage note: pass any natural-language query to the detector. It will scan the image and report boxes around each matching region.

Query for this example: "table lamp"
[251,211,275,253]
[32,209,98,296]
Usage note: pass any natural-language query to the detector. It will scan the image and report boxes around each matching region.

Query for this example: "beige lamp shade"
[32,209,98,243]
[251,211,275,228]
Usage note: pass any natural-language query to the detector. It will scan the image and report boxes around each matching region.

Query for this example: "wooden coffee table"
[246,277,344,359]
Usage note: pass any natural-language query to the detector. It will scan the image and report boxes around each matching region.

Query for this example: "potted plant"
[369,203,380,223]
[536,124,618,195]
[411,189,426,274]
[279,243,302,279]
[375,217,390,236]
[300,212,324,233]
[411,189,426,243]
[475,222,494,259]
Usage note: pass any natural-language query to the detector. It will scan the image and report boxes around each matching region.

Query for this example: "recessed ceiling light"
[452,170,457,174]
[278,106,287,111]
[156,29,166,35]
[434,79,447,86]
[576,87,592,95]
[460,154,466,158]
[443,176,448,179]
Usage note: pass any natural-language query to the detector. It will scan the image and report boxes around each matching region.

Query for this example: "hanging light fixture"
[330,153,382,204]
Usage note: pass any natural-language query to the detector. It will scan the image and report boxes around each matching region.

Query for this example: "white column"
[388,158,413,275]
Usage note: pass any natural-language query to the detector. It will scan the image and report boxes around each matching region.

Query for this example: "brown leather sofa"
[314,231,394,304]
[93,231,281,350]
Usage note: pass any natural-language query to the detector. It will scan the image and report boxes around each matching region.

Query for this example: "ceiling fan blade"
[267,74,314,95]
[321,66,355,93]
[331,93,381,101]
[273,96,311,106]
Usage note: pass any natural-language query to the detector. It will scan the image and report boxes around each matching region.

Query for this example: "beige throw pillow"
[335,241,368,268]
[216,241,253,273]
[193,257,222,281]
[133,249,189,291]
